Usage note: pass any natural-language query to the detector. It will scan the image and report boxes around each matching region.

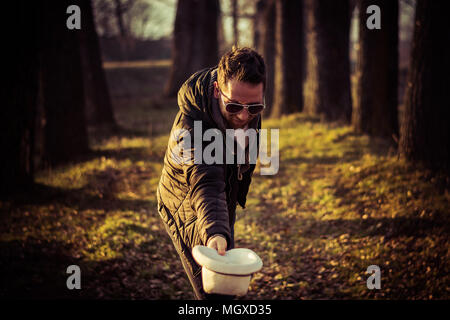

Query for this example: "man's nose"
[236,108,250,121]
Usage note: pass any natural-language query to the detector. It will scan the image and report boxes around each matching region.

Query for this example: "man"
[156,47,265,299]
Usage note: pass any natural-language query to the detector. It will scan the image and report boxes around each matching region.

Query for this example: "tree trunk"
[81,0,118,129]
[259,0,275,117]
[271,0,305,118]
[191,0,219,72]
[113,0,127,38]
[253,0,265,51]
[218,5,226,54]
[1,1,41,194]
[113,0,129,60]
[41,0,90,166]
[399,0,450,172]
[304,0,352,122]
[231,0,239,46]
[353,0,398,141]
[164,0,219,97]
[164,0,194,97]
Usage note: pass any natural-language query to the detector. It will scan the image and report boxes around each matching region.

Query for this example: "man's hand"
[207,234,227,256]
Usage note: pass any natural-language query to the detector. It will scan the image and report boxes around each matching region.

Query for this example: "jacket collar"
[178,67,261,175]
[207,69,260,176]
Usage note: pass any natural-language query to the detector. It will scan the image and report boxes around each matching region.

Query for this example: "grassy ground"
[0,62,448,300]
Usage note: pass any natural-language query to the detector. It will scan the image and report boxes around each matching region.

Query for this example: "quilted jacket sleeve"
[172,114,231,248]
[185,160,231,247]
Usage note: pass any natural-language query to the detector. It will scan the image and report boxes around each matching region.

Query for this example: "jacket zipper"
[237,164,243,181]
[228,165,233,201]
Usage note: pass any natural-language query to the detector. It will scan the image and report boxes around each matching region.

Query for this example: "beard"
[218,97,255,129]
[225,115,253,129]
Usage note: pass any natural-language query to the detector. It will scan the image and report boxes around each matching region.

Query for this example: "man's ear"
[213,81,219,99]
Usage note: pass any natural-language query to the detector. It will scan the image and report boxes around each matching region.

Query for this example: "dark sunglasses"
[218,88,265,115]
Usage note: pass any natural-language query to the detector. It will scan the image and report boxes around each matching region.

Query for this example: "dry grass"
[0,62,448,299]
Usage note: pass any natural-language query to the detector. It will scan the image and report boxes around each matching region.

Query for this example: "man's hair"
[217,46,266,91]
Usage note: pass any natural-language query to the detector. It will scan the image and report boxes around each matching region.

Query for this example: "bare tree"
[399,0,450,171]
[113,0,137,59]
[113,0,127,37]
[81,0,118,129]
[353,0,399,141]
[41,0,89,165]
[253,0,266,52]
[231,0,239,45]
[271,0,305,118]
[164,0,220,97]
[222,0,260,48]
[1,1,41,193]
[304,0,352,122]
[93,0,118,37]
[258,0,275,116]
[94,0,175,41]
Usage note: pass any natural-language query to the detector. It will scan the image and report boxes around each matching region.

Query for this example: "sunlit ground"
[103,59,171,69]
[0,62,448,299]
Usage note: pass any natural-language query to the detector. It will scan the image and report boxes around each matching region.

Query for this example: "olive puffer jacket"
[156,67,261,254]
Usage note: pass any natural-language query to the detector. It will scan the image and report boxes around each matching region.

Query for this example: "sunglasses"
[218,88,265,115]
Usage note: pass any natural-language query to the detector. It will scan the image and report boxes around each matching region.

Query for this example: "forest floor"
[0,62,449,300]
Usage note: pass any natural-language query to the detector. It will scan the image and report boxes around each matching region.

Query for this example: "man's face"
[214,79,264,129]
